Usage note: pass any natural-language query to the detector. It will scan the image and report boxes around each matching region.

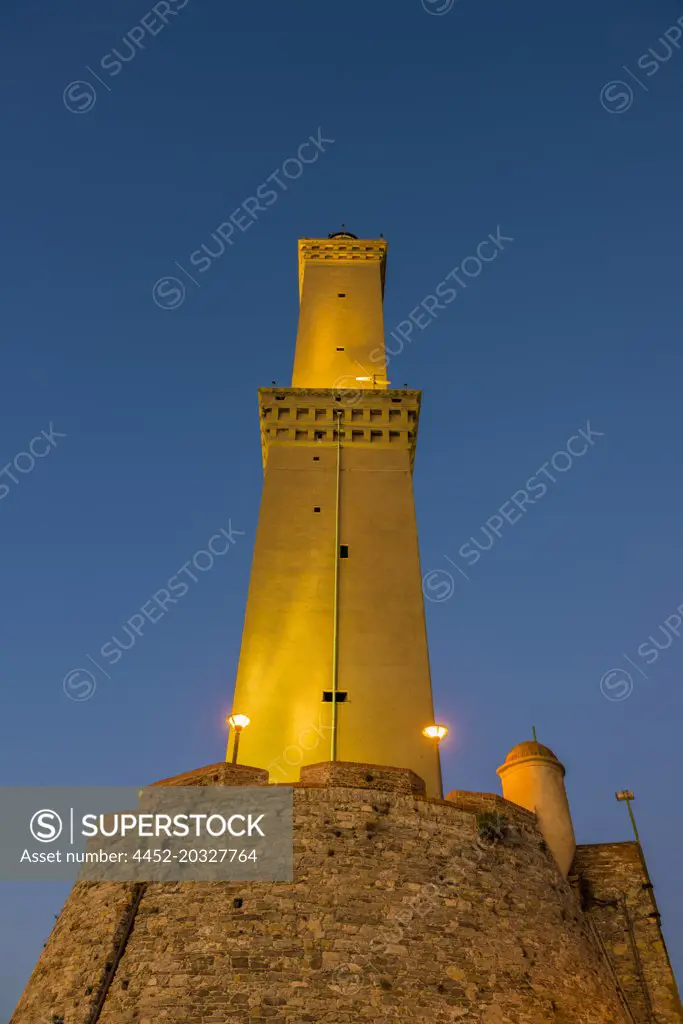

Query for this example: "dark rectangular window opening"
[313,456,320,461]
[339,545,349,558]
[313,507,321,513]
[336,347,345,351]
[337,293,346,298]
[322,691,348,703]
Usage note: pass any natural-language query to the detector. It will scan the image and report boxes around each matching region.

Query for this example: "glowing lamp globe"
[423,724,448,741]
[228,714,251,730]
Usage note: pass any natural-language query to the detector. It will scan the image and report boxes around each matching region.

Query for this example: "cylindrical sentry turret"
[497,741,576,877]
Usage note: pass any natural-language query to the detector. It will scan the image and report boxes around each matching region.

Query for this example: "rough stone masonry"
[11,761,669,1024]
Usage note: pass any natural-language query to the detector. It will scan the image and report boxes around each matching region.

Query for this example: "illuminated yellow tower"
[230,232,441,796]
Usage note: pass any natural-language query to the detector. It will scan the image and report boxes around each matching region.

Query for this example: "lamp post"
[227,713,250,765]
[615,790,639,841]
[423,724,449,799]
[616,789,667,929]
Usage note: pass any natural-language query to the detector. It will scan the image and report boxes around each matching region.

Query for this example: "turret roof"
[503,740,560,764]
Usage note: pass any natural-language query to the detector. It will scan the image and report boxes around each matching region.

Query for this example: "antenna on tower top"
[532,725,537,741]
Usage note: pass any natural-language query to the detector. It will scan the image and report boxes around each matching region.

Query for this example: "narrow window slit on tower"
[336,347,345,351]
[313,456,320,461]
[340,545,349,558]
[313,507,321,512]
[337,293,346,298]
[322,691,348,703]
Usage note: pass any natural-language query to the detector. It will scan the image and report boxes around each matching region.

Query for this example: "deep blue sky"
[2,0,683,1013]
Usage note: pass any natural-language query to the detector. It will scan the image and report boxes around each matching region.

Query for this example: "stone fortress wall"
[572,841,682,1024]
[13,760,679,1024]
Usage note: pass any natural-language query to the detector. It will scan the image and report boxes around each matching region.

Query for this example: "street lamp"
[423,724,449,798]
[423,724,448,741]
[227,713,250,765]
[615,789,664,929]
[615,790,639,841]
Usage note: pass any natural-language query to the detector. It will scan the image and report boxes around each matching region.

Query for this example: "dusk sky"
[2,0,683,1014]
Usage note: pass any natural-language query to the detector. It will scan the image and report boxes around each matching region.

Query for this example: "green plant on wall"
[476,811,509,844]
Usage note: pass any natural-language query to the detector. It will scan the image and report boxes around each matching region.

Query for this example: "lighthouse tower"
[229,232,441,796]
[10,234,682,1024]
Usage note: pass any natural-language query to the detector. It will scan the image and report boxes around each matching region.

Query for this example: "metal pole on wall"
[331,408,342,762]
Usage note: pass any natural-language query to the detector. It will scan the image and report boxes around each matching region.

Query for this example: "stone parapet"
[298,761,426,795]
[149,761,269,787]
[445,788,537,825]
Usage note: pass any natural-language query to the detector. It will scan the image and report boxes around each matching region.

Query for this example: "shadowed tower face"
[230,232,441,797]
